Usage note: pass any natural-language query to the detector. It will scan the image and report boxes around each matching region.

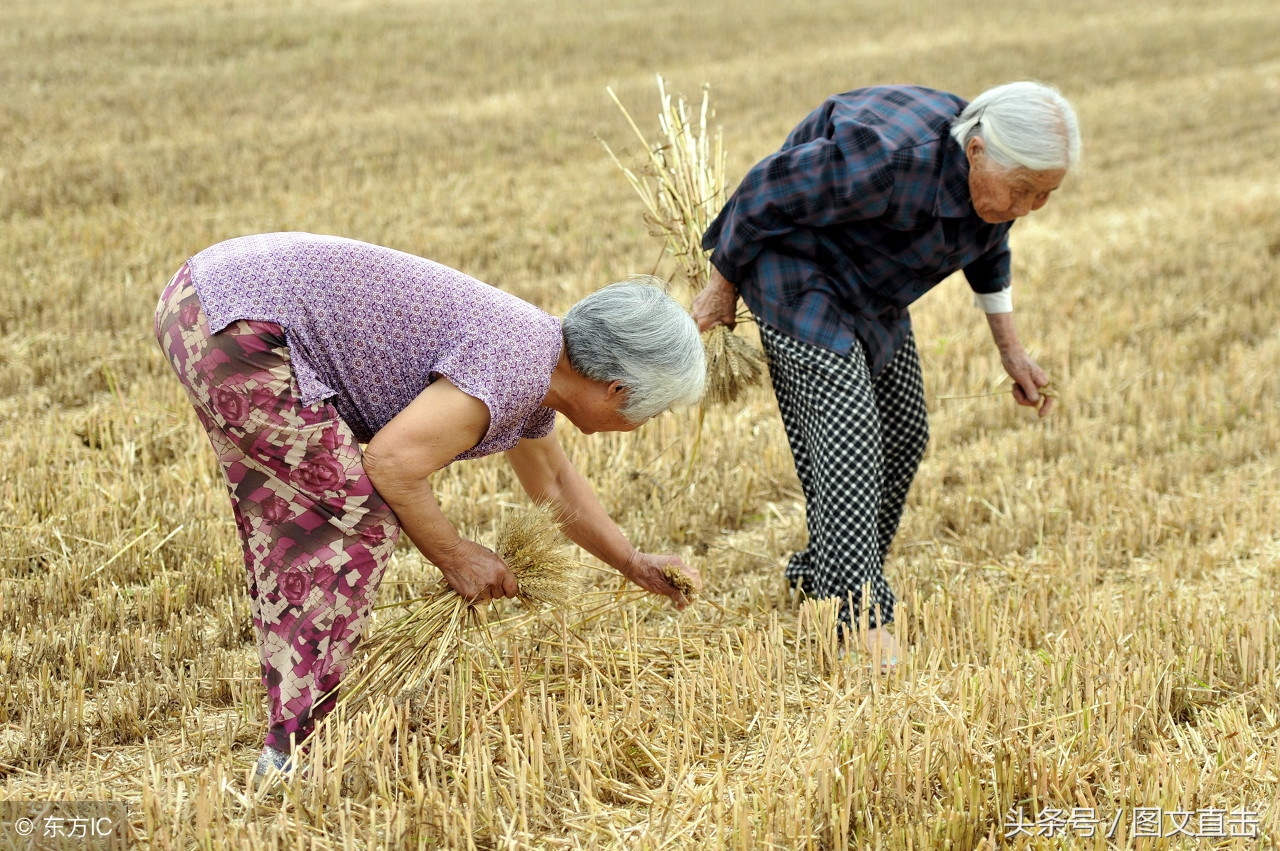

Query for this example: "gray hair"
[950,81,1081,172]
[561,277,706,421]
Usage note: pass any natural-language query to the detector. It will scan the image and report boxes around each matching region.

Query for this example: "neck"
[541,347,580,415]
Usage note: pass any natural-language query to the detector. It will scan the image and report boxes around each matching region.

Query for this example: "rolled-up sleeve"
[703,127,895,283]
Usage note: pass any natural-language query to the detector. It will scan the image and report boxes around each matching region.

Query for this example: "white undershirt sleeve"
[973,287,1013,314]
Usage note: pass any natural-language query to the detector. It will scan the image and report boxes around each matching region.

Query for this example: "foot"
[861,627,902,673]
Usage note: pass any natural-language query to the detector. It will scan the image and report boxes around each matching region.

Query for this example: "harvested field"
[1,0,1278,847]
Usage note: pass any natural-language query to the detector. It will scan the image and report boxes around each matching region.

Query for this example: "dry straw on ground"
[602,76,765,405]
[3,0,1279,846]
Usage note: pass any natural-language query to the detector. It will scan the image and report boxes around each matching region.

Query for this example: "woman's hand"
[1003,349,1054,417]
[985,311,1054,418]
[622,551,703,610]
[434,538,519,602]
[692,267,740,332]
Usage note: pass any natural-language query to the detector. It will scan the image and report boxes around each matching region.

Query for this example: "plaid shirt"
[703,85,1013,375]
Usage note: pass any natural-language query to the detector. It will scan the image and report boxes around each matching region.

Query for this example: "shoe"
[861,627,901,674]
[251,746,295,792]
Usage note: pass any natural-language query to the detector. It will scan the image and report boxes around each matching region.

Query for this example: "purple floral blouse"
[188,232,562,461]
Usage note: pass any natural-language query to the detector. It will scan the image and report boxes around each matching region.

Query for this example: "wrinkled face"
[966,137,1067,224]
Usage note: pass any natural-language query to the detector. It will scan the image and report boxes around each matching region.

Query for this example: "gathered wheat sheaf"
[602,76,766,406]
[337,503,582,712]
[702,325,767,405]
[492,503,581,606]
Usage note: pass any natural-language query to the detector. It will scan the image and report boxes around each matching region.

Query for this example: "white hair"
[950,81,1081,172]
[561,278,706,421]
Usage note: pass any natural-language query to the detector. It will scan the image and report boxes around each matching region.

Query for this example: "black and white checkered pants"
[758,322,929,631]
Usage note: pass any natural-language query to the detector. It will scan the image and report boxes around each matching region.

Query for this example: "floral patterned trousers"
[155,263,401,752]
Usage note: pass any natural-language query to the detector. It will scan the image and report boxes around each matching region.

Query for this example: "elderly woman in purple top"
[694,81,1081,670]
[154,232,706,778]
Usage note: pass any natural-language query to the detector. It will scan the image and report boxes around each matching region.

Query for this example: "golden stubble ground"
[1,0,1278,848]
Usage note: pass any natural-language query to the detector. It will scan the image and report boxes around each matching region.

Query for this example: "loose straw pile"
[339,503,582,712]
[602,76,765,405]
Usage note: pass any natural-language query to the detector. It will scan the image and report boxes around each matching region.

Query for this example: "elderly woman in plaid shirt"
[694,81,1081,670]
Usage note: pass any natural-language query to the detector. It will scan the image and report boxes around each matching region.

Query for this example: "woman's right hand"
[692,267,740,331]
[434,538,519,602]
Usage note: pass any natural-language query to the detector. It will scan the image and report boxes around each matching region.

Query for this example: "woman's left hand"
[622,551,703,610]
[985,312,1054,418]
[1001,348,1054,417]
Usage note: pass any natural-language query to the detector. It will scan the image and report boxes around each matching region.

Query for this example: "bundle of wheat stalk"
[602,76,765,405]
[337,503,582,713]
